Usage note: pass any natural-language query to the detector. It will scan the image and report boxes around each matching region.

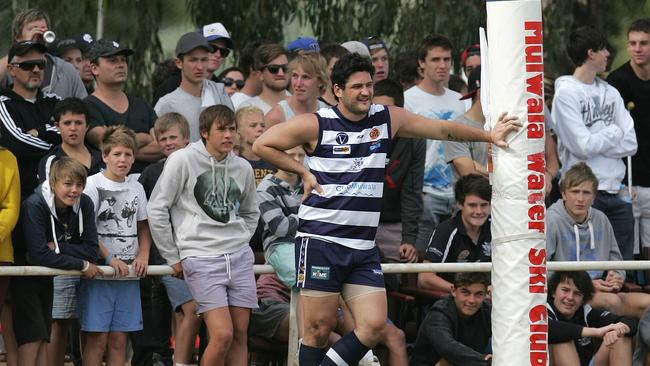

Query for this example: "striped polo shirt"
[297,104,392,250]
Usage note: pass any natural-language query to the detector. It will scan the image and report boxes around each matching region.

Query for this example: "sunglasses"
[221,77,245,89]
[212,46,231,58]
[263,64,288,74]
[11,59,46,71]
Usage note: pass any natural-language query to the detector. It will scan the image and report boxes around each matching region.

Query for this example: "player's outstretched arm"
[392,106,520,148]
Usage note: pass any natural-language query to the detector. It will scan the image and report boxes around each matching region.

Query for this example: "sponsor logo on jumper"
[335,182,378,196]
[372,269,384,276]
[310,266,330,280]
[333,145,351,154]
[369,141,381,151]
[456,249,470,262]
[352,158,364,170]
[336,132,349,145]
[369,127,380,140]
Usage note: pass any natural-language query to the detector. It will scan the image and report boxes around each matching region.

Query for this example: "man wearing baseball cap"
[155,32,233,142]
[460,44,481,78]
[364,36,390,81]
[0,41,61,201]
[84,39,161,173]
[152,22,233,105]
[444,66,489,183]
[52,33,95,94]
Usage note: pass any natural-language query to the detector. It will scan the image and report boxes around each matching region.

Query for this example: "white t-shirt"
[84,172,148,262]
[231,92,252,109]
[404,86,465,196]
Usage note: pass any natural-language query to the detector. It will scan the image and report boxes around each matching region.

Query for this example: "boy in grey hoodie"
[147,105,259,366]
[547,162,650,319]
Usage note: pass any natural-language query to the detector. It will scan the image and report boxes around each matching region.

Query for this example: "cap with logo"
[287,36,320,53]
[51,33,94,57]
[460,65,481,100]
[363,36,388,53]
[460,44,481,66]
[176,32,216,58]
[8,40,47,61]
[87,39,134,63]
[200,22,234,49]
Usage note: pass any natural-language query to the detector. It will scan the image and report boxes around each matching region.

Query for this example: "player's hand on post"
[490,112,521,148]
[301,171,323,202]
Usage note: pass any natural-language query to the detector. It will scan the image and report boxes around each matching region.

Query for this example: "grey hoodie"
[546,199,624,279]
[147,140,259,264]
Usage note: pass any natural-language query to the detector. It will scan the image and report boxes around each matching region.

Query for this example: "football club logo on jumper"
[369,128,380,140]
[336,132,349,145]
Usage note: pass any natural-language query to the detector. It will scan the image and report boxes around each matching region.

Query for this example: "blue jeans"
[415,192,454,253]
[593,191,635,261]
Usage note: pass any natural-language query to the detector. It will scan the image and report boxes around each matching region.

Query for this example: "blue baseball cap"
[287,36,320,53]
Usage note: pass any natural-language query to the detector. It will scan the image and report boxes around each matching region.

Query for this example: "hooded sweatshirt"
[411,295,491,366]
[15,181,98,268]
[147,140,259,265]
[551,76,637,193]
[547,199,624,279]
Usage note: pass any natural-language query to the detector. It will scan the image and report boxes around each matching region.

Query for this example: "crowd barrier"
[4,261,650,365]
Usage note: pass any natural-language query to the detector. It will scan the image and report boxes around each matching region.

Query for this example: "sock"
[321,331,370,366]
[298,341,327,365]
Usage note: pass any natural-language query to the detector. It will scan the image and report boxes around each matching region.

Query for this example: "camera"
[43,31,56,44]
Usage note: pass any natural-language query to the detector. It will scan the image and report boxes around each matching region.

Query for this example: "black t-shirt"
[244,157,277,186]
[84,94,157,173]
[424,213,492,283]
[138,160,166,265]
[607,62,650,186]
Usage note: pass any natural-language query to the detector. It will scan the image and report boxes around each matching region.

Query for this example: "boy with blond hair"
[81,125,151,366]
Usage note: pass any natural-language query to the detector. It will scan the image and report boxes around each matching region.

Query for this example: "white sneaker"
[358,351,381,366]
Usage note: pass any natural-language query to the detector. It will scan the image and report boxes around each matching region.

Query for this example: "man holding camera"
[0,8,87,99]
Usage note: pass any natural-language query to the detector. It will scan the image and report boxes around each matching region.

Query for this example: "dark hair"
[454,174,491,204]
[320,44,350,66]
[254,43,288,72]
[217,66,245,81]
[373,79,404,107]
[393,51,421,90]
[567,26,608,67]
[417,34,453,62]
[54,98,88,123]
[199,105,236,141]
[151,58,177,93]
[548,271,595,304]
[448,74,468,94]
[453,272,491,288]
[628,18,650,35]
[239,40,270,79]
[330,53,375,92]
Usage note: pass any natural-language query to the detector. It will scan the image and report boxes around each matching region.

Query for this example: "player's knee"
[357,320,387,346]
[305,317,336,343]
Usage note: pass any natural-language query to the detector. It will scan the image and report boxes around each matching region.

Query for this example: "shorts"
[52,275,80,319]
[295,237,385,293]
[182,245,258,314]
[78,279,143,332]
[160,275,194,312]
[10,276,53,346]
[266,242,296,289]
[249,298,289,341]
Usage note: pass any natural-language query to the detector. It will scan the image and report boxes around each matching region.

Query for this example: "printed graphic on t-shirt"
[96,188,141,260]
[422,110,456,190]
[581,95,615,127]
[193,167,242,223]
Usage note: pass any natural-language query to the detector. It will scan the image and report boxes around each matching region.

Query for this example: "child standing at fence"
[81,126,151,366]
[148,105,260,366]
[11,157,101,366]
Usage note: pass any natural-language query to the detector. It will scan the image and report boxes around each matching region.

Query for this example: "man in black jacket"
[411,272,492,366]
[0,40,61,200]
[372,79,424,290]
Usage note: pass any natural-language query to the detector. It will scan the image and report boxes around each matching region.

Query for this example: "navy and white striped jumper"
[297,104,391,250]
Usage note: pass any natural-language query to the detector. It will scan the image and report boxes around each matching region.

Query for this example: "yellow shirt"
[0,149,19,263]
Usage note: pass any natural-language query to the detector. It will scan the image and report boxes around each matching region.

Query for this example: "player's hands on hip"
[301,171,323,202]
[491,112,521,148]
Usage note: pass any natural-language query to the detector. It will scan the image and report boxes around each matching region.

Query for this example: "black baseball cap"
[87,39,134,63]
[8,41,47,62]
[176,32,216,58]
[460,65,481,100]
[51,33,94,57]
